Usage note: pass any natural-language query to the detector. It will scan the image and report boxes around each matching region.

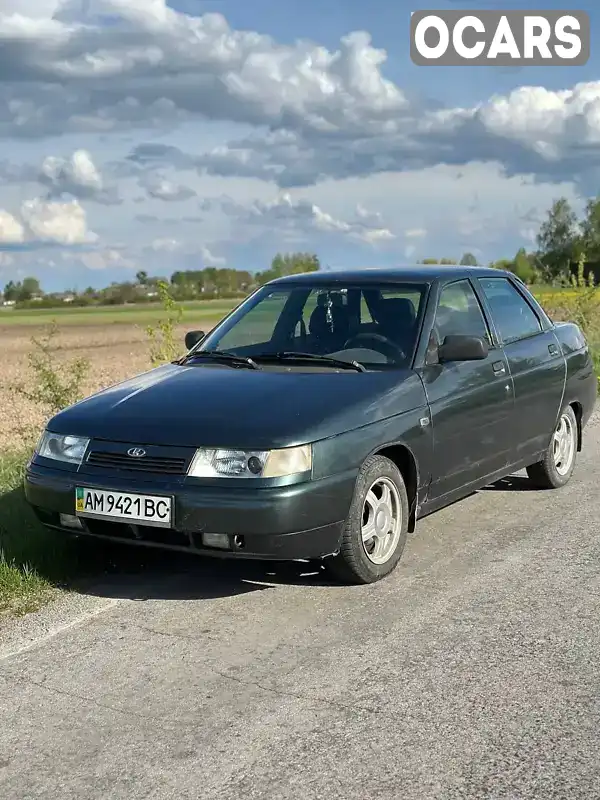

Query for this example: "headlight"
[36,431,90,465]
[188,445,312,479]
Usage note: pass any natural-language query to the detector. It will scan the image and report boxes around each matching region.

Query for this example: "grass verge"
[0,450,60,618]
[0,448,166,621]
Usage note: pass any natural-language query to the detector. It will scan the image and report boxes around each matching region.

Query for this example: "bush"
[12,321,90,444]
[145,280,183,366]
[540,257,600,387]
[1,319,138,617]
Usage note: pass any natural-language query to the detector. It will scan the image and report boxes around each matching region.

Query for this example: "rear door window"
[479,278,542,344]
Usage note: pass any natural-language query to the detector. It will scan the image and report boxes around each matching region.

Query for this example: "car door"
[476,276,566,464]
[419,278,515,501]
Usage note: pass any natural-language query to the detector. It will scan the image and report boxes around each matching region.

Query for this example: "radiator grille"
[86,450,189,475]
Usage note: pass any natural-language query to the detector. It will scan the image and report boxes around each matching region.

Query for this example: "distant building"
[48,292,75,303]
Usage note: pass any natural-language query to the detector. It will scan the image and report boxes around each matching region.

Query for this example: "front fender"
[311,403,433,491]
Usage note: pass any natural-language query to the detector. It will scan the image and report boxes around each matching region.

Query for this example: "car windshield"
[192,281,429,368]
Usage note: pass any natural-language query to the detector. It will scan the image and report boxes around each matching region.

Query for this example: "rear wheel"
[526,405,578,489]
[326,454,409,584]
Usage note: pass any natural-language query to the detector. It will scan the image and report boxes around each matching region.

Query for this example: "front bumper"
[24,462,356,560]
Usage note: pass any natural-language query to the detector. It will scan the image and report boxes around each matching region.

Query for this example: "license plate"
[75,487,172,527]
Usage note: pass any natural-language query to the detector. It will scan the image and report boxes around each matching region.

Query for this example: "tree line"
[3,200,598,309]
[420,196,600,285]
[2,252,322,308]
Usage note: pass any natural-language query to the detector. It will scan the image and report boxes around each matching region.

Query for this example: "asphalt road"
[1,420,600,799]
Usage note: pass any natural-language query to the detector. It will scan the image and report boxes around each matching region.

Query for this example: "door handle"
[548,343,559,356]
[492,361,506,375]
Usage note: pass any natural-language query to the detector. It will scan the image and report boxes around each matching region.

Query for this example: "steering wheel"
[343,332,406,361]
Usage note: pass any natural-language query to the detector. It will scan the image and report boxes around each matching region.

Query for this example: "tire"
[526,405,578,489]
[325,454,409,585]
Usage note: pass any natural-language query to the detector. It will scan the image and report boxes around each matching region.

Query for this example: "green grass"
[0,449,178,620]
[0,299,240,328]
[0,287,583,329]
[531,285,581,293]
[0,451,59,617]
[0,449,110,618]
[0,561,56,618]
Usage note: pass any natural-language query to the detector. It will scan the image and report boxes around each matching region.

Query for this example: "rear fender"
[553,322,597,433]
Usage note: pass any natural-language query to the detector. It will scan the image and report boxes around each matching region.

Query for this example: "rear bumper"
[24,462,356,561]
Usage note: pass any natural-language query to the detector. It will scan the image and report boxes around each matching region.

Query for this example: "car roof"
[266,265,514,286]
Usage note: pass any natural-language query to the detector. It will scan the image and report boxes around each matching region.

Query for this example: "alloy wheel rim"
[361,477,402,565]
[553,413,576,476]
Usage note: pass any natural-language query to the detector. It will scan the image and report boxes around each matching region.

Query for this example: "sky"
[0,0,599,292]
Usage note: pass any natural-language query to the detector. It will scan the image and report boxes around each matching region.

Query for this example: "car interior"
[303,289,421,362]
[204,284,428,367]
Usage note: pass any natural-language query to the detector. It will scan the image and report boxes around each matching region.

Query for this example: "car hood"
[48,362,426,449]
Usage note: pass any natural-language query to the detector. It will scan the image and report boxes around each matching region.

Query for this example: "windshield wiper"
[253,351,366,372]
[175,350,260,370]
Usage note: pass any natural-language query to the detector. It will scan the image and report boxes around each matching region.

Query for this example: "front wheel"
[325,454,409,584]
[526,405,578,489]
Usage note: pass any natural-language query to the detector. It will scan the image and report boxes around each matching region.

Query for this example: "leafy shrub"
[13,321,90,444]
[540,257,600,387]
[145,280,183,366]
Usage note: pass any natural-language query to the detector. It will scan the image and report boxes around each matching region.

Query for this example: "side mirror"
[185,330,205,350]
[438,334,488,362]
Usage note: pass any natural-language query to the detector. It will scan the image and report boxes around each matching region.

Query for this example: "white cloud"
[42,150,101,193]
[22,198,97,245]
[79,248,135,270]
[187,83,600,190]
[149,237,225,266]
[0,2,596,193]
[39,149,120,204]
[0,198,96,247]
[200,245,226,266]
[150,237,181,252]
[0,1,597,283]
[0,0,66,16]
[142,175,196,202]
[213,192,394,245]
[0,210,26,244]
[0,3,406,139]
[303,161,583,259]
